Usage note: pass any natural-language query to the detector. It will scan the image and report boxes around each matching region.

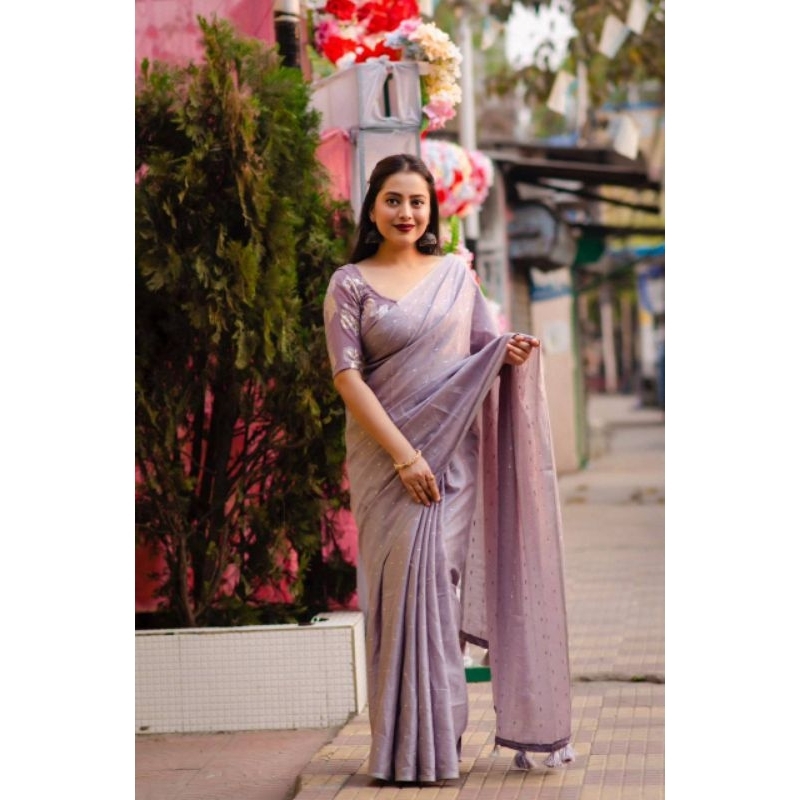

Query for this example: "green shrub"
[135,16,355,627]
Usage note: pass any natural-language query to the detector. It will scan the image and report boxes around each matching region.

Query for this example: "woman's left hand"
[504,333,540,366]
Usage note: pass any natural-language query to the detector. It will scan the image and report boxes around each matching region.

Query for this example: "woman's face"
[370,171,432,249]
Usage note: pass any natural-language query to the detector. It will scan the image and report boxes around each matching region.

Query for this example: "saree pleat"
[325,255,571,781]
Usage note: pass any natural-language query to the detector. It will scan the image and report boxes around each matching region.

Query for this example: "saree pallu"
[326,256,572,782]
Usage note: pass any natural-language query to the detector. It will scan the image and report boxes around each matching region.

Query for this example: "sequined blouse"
[323,263,401,377]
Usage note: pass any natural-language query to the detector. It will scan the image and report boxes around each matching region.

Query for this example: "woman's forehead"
[379,171,429,196]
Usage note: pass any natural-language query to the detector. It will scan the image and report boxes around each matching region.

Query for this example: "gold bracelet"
[393,449,422,472]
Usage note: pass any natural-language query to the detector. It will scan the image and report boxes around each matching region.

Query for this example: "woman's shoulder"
[327,263,368,295]
[329,262,360,280]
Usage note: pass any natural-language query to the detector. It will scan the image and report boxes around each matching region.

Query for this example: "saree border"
[495,734,573,753]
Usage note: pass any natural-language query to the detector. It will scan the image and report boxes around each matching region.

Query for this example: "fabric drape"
[324,254,572,782]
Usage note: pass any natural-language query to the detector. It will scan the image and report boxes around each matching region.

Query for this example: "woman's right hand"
[332,370,442,506]
[397,455,441,506]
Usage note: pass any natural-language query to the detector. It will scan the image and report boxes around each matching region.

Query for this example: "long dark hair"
[349,153,442,263]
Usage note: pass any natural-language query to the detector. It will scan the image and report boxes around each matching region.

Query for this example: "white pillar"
[600,282,618,393]
[620,292,634,390]
[457,11,479,241]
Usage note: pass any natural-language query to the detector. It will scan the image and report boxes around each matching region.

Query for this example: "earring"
[418,231,438,248]
[365,228,382,245]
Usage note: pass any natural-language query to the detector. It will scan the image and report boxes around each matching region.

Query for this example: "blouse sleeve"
[324,267,365,378]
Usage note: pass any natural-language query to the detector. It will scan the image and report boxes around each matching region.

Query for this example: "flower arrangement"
[310,0,415,66]
[309,1,462,130]
[421,138,495,219]
[384,18,462,131]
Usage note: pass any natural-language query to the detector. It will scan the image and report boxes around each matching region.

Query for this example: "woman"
[323,154,573,783]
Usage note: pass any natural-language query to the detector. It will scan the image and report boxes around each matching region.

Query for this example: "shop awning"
[478,141,662,198]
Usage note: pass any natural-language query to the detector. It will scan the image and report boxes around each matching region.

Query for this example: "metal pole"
[274,0,301,68]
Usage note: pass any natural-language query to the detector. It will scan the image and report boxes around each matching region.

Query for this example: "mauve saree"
[324,254,572,782]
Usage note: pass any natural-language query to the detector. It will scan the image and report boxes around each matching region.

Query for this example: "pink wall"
[135,0,276,71]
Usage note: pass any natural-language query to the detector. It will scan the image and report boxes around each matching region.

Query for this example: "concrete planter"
[135,611,367,734]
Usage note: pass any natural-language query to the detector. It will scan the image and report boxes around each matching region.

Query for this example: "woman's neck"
[371,244,433,270]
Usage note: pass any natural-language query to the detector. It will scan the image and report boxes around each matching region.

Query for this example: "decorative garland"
[309,1,462,130]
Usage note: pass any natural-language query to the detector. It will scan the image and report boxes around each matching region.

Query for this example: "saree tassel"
[513,750,535,770]
[545,750,563,768]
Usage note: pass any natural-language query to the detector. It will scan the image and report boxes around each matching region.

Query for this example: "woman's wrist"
[393,449,422,472]
[394,450,422,472]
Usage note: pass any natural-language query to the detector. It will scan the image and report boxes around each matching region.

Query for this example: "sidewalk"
[136,393,665,800]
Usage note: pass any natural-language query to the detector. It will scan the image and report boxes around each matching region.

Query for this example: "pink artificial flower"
[391,16,422,38]
[422,97,456,130]
[314,17,342,48]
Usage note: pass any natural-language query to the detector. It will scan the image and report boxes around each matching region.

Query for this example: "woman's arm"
[333,369,441,505]
[333,369,415,464]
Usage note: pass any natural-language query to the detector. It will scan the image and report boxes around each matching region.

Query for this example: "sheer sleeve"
[324,266,365,377]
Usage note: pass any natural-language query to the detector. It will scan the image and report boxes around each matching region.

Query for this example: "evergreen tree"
[136,17,355,627]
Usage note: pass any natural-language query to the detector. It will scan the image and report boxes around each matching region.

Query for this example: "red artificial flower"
[363,8,391,34]
[386,0,419,30]
[355,3,374,23]
[356,0,419,35]
[321,33,360,65]
[354,39,403,62]
[324,0,358,22]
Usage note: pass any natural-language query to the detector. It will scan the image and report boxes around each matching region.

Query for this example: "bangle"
[393,449,422,472]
